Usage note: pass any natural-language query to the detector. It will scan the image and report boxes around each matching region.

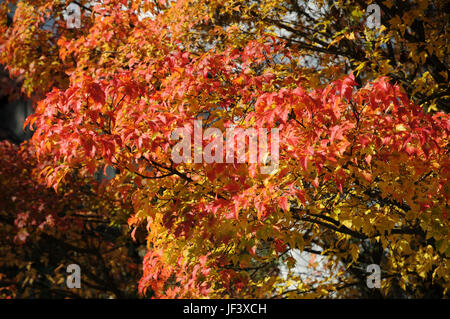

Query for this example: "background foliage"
[0,0,448,298]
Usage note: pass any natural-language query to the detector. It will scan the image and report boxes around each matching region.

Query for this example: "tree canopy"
[0,0,448,298]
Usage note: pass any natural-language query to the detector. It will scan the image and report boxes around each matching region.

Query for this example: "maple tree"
[0,140,144,298]
[0,0,449,298]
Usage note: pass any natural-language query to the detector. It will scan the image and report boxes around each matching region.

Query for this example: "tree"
[0,140,144,298]
[0,0,448,298]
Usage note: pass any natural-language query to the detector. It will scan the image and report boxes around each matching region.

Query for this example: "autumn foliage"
[0,0,449,298]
